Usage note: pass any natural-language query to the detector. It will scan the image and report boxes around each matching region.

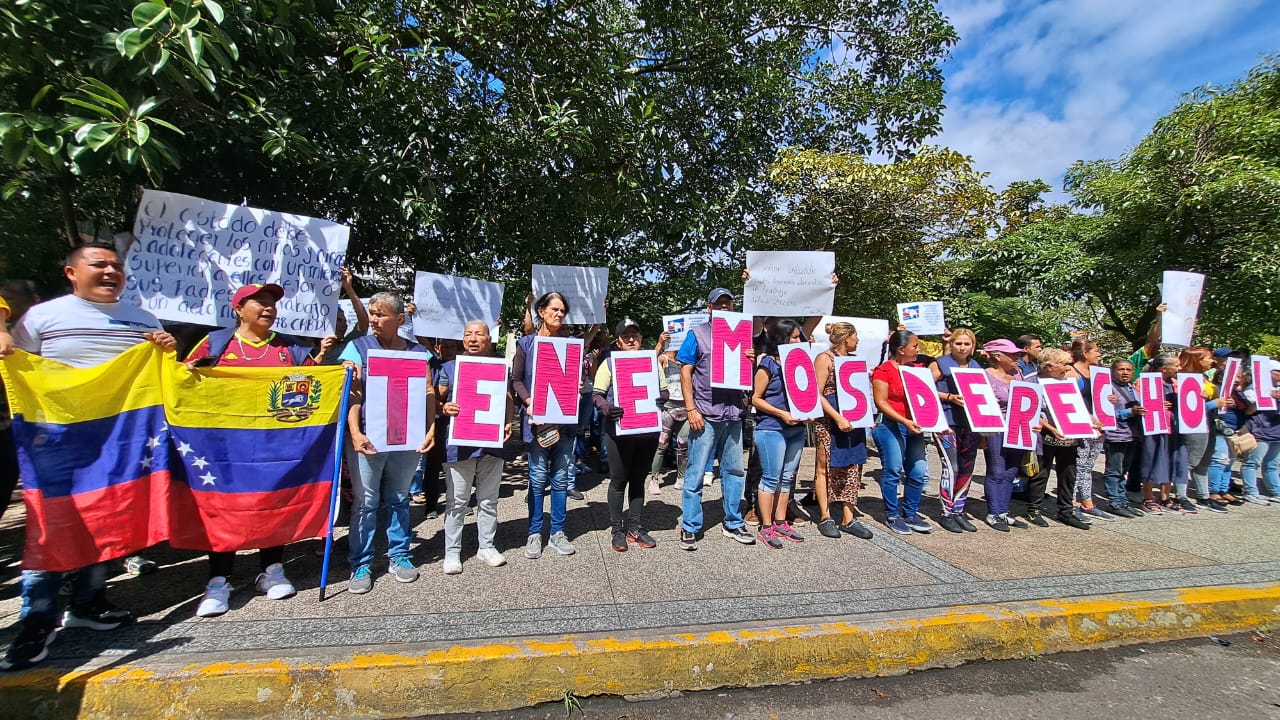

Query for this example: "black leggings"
[604,432,659,533]
[209,546,284,580]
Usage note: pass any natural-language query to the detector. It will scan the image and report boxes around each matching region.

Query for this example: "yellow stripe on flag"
[0,343,166,424]
[163,362,346,431]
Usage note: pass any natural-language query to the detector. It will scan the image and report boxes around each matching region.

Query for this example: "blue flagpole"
[319,367,354,602]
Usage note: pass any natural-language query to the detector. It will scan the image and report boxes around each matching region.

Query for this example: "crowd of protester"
[2,243,1277,671]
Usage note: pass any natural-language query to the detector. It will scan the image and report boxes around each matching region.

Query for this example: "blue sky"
[933,0,1279,199]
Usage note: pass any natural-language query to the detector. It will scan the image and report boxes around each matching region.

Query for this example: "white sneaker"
[255,563,296,600]
[477,548,507,567]
[442,554,463,575]
[703,471,715,485]
[196,577,232,617]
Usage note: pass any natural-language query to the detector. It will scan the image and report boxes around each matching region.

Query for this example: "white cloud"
[934,0,1266,197]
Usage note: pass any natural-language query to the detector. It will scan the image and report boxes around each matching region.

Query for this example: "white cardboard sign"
[125,189,349,338]
[411,271,503,341]
[1161,271,1205,347]
[896,301,946,336]
[743,250,836,316]
[531,264,608,325]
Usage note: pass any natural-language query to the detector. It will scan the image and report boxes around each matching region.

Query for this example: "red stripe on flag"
[167,481,333,552]
[22,472,173,572]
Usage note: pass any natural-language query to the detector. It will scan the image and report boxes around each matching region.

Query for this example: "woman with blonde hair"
[812,322,872,539]
[928,328,982,533]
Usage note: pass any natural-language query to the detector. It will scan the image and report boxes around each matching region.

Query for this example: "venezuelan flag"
[162,358,346,553]
[1,344,172,571]
[2,344,347,570]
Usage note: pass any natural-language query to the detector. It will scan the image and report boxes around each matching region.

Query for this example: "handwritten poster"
[446,356,509,449]
[1161,271,1205,347]
[411,271,503,341]
[531,264,608,325]
[364,350,430,452]
[610,351,663,435]
[743,250,836,316]
[896,301,946,336]
[811,316,890,369]
[124,189,349,338]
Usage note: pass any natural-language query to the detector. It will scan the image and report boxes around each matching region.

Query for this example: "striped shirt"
[13,294,162,368]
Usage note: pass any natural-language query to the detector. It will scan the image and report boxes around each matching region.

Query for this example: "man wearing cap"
[673,288,755,550]
[3,242,176,671]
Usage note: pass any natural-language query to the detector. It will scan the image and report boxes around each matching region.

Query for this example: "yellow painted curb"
[1,582,1278,719]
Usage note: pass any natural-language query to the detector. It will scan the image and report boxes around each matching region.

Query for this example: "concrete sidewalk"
[1,446,1278,718]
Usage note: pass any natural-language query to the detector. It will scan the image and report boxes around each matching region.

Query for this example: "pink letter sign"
[1176,373,1208,434]
[365,349,431,452]
[447,356,509,449]
[1041,380,1096,439]
[1004,381,1042,451]
[1089,367,1116,430]
[1252,355,1276,411]
[899,365,948,432]
[1138,373,1170,435]
[530,336,583,425]
[833,358,873,429]
[1217,357,1241,400]
[611,351,662,436]
[779,343,823,421]
[710,310,752,390]
[951,368,1005,433]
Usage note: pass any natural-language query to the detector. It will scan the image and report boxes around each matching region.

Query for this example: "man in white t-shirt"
[2,242,175,671]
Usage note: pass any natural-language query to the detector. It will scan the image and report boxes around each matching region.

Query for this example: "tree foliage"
[0,0,958,330]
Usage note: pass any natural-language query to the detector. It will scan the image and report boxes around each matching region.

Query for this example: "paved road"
[433,633,1280,720]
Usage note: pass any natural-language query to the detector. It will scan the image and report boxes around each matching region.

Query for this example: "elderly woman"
[437,321,513,573]
[978,339,1030,531]
[185,283,332,617]
[339,292,434,594]
[511,292,579,559]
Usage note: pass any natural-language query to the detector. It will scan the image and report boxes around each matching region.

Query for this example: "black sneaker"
[626,529,658,548]
[985,515,1010,532]
[1057,511,1091,530]
[567,489,585,501]
[1177,497,1199,515]
[816,518,841,539]
[938,514,964,534]
[0,616,57,671]
[786,499,812,523]
[839,520,873,539]
[611,530,628,552]
[1109,504,1137,519]
[956,515,978,532]
[62,599,132,631]
[1026,508,1049,528]
[1199,498,1229,514]
[721,525,757,545]
[1006,515,1029,529]
[1126,503,1147,516]
[679,530,698,551]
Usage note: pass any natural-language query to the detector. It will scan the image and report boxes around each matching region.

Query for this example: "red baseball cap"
[231,283,285,307]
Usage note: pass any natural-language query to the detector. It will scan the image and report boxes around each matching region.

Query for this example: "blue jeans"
[20,562,110,621]
[528,430,574,535]
[345,447,419,569]
[1242,439,1280,497]
[1103,440,1138,506]
[1209,434,1233,493]
[682,419,746,533]
[871,418,927,519]
[754,426,805,494]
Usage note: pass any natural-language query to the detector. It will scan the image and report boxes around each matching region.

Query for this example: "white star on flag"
[140,456,152,470]
[146,435,162,450]
[177,441,193,456]
[200,472,217,486]
[191,456,209,470]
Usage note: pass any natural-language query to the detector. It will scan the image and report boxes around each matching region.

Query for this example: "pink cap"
[982,338,1020,354]
[231,283,285,307]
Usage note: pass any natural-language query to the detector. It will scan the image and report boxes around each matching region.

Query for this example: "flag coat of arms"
[1,343,347,571]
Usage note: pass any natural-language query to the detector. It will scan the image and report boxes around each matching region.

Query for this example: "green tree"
[0,0,958,326]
